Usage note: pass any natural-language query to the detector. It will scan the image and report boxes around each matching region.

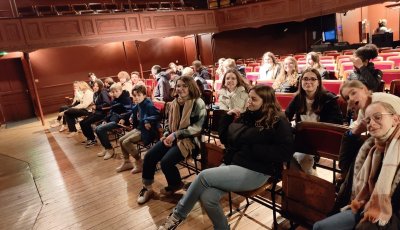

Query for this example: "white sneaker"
[67,132,78,138]
[137,187,154,204]
[158,213,183,230]
[50,120,61,128]
[103,150,114,160]
[97,150,107,157]
[116,161,133,172]
[59,125,66,132]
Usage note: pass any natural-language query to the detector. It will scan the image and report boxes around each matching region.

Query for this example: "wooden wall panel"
[1,0,390,52]
[198,34,213,66]
[136,36,187,73]
[183,35,197,65]
[29,42,130,113]
[0,20,25,49]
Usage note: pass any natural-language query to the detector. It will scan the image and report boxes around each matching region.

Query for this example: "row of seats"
[17,1,190,17]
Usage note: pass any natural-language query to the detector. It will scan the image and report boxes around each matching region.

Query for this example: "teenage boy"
[116,85,161,173]
[95,83,132,160]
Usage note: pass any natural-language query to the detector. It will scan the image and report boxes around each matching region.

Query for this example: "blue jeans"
[173,165,269,230]
[142,141,185,187]
[95,122,118,149]
[313,210,361,230]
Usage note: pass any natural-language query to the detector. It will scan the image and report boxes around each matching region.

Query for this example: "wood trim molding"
[0,0,387,52]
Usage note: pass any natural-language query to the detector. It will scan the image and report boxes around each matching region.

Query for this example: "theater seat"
[379,52,400,60]
[387,56,400,69]
[373,61,395,71]
[390,79,400,97]
[256,80,274,87]
[382,69,400,89]
[322,80,343,95]
[276,93,295,110]
[281,169,335,228]
[18,6,37,17]
[36,5,57,16]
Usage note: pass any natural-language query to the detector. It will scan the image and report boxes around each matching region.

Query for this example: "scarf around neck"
[350,125,400,226]
[168,97,196,158]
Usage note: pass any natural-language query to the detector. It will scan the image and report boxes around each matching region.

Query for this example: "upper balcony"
[0,0,388,52]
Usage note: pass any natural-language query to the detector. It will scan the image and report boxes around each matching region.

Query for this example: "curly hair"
[355,44,378,62]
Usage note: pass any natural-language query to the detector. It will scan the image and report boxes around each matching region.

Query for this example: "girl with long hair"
[157,85,294,230]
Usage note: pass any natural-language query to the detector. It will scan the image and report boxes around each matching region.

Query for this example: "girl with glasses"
[285,68,343,175]
[314,101,400,230]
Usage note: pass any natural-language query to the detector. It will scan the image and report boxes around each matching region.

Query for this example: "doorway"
[0,58,35,123]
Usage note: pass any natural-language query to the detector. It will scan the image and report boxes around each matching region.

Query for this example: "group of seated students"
[50,43,400,230]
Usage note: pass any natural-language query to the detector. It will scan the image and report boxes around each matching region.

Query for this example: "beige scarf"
[168,97,196,158]
[350,125,400,226]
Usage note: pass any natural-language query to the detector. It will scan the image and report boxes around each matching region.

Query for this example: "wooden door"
[0,58,35,123]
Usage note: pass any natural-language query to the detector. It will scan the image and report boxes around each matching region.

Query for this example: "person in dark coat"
[348,44,382,92]
[152,65,173,102]
[157,85,294,230]
[79,79,111,147]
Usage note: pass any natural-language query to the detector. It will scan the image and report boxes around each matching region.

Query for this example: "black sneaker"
[85,140,97,148]
[160,182,184,196]
[158,213,183,230]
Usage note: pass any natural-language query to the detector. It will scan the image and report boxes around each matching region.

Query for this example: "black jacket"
[348,62,382,92]
[93,89,111,115]
[129,98,160,146]
[106,90,132,123]
[218,111,294,176]
[285,91,343,124]
[154,72,172,102]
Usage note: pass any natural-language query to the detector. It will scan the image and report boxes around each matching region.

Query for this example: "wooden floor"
[0,116,317,230]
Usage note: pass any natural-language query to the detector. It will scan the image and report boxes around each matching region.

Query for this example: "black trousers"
[64,108,90,132]
[57,105,72,124]
[79,113,105,141]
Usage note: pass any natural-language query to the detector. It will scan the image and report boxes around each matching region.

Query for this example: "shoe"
[85,140,97,148]
[50,120,61,128]
[130,159,143,174]
[160,182,184,196]
[137,187,154,204]
[97,149,106,157]
[67,132,78,138]
[116,161,133,173]
[59,125,66,132]
[158,213,183,230]
[103,150,114,160]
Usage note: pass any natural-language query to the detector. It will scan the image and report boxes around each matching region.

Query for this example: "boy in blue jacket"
[95,83,132,160]
[116,85,161,173]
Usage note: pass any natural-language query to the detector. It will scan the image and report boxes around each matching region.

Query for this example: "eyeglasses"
[362,112,393,125]
[302,77,318,82]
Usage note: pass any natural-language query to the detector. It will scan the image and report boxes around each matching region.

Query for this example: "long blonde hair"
[272,57,298,90]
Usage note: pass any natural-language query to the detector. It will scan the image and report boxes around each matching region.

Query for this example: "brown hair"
[221,68,250,91]
[250,85,282,128]
[174,75,201,99]
[354,44,378,62]
[93,79,104,92]
[297,68,326,114]
[307,52,322,69]
[262,52,278,65]
[132,84,147,96]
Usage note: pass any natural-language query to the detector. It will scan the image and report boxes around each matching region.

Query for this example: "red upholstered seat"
[379,52,400,60]
[323,64,335,71]
[373,61,395,71]
[246,72,259,84]
[322,80,343,95]
[245,66,253,73]
[387,56,400,69]
[276,93,295,110]
[382,69,400,89]
[256,80,274,87]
